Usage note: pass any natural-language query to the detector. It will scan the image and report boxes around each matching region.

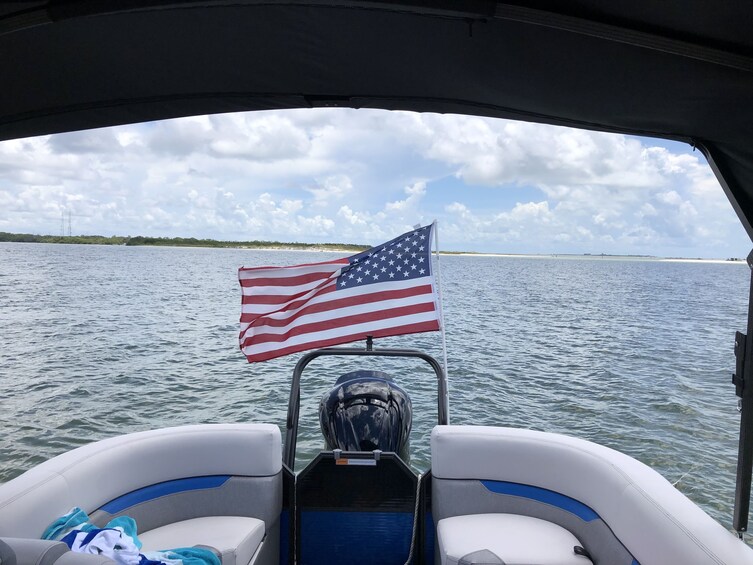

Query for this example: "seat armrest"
[0,538,116,565]
[52,552,117,564]
[1,538,67,565]
[0,537,17,565]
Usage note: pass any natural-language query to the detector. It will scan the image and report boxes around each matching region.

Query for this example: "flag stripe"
[239,267,344,288]
[241,284,338,316]
[240,284,434,325]
[239,282,434,342]
[241,301,437,348]
[240,277,430,316]
[239,258,347,274]
[242,309,439,356]
[242,319,441,362]
[241,285,333,305]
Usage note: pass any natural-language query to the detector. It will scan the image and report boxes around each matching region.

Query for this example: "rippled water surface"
[0,242,749,529]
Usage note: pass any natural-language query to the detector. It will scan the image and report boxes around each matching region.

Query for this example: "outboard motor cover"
[319,369,412,461]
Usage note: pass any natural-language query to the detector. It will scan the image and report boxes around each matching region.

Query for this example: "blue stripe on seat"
[480,480,599,522]
[100,475,231,514]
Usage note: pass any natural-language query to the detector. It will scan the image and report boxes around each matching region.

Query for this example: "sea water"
[0,242,748,529]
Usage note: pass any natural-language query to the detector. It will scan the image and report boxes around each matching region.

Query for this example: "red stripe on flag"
[239,284,435,325]
[239,258,348,272]
[239,270,339,288]
[241,283,337,308]
[242,320,440,363]
[240,301,437,349]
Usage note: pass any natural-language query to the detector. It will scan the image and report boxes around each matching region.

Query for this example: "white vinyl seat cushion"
[139,516,265,565]
[437,513,592,565]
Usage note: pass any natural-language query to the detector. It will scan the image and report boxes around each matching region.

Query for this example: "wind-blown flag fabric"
[239,224,440,362]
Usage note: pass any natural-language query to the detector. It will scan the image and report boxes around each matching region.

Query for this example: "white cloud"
[306,175,353,206]
[0,109,747,257]
[386,181,426,213]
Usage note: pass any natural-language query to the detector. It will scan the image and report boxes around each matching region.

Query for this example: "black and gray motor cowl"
[318,369,412,461]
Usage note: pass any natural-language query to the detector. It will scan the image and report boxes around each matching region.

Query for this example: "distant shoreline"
[447,252,745,264]
[0,231,368,253]
[0,231,744,263]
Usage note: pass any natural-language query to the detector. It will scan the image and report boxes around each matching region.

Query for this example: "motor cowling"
[319,369,412,461]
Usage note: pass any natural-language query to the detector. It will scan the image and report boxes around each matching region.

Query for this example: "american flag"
[239,224,440,363]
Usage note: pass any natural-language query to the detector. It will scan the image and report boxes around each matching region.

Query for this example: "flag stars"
[337,225,433,290]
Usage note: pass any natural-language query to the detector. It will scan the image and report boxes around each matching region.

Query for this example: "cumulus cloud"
[306,175,353,206]
[0,108,747,257]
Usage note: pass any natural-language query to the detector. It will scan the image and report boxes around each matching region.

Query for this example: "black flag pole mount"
[732,249,753,536]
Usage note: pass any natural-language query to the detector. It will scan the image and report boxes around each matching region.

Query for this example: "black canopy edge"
[0,91,696,147]
[3,1,753,73]
[495,4,753,73]
[701,143,753,241]
[0,0,497,37]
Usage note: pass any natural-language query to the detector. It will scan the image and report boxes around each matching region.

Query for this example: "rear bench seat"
[0,424,282,565]
[431,425,753,565]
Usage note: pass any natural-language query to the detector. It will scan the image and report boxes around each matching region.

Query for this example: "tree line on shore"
[0,231,368,251]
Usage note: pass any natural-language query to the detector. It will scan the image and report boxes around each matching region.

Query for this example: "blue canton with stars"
[337,225,433,289]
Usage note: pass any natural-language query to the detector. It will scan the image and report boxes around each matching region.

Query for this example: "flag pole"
[432,220,450,424]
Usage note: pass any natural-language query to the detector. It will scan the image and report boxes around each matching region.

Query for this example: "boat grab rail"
[284,337,449,469]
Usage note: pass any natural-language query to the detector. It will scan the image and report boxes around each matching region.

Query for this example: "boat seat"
[139,516,265,565]
[437,513,592,565]
[0,424,283,565]
[431,425,753,565]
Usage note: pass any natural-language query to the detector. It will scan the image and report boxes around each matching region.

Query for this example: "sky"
[0,108,749,258]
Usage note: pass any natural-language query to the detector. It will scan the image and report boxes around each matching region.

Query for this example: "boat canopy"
[2,1,753,237]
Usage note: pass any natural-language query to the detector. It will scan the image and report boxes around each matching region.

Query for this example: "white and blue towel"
[43,508,220,565]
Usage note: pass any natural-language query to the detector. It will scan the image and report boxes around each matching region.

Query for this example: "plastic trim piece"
[480,480,599,522]
[99,475,231,514]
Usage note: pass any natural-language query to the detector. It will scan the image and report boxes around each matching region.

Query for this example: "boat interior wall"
[0,424,283,565]
[431,426,752,565]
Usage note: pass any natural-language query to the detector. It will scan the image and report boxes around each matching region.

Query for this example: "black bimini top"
[2,1,753,238]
